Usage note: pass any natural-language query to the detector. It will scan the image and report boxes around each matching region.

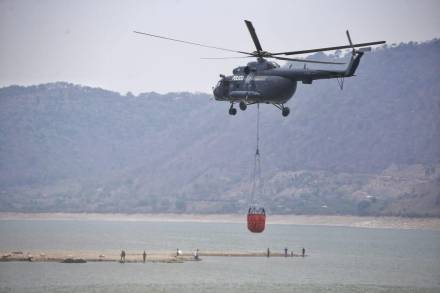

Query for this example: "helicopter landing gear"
[239,101,247,111]
[272,104,290,117]
[229,103,237,115]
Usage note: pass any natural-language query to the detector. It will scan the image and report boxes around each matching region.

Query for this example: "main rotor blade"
[133,31,252,55]
[244,20,263,52]
[271,56,346,65]
[271,41,386,56]
[201,56,253,59]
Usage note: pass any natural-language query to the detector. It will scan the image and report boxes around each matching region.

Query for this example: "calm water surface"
[0,219,439,292]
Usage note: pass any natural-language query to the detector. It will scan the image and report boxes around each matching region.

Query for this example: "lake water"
[1,219,440,292]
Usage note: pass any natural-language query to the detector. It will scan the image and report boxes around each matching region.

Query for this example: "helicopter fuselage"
[214,59,297,105]
[213,51,364,113]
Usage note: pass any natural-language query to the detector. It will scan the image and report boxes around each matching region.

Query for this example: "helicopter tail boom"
[344,51,364,77]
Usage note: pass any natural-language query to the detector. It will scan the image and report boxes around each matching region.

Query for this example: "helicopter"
[134,20,385,117]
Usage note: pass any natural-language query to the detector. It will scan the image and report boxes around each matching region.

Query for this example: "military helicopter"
[134,20,385,117]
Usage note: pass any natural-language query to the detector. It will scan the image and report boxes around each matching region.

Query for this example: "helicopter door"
[244,72,256,92]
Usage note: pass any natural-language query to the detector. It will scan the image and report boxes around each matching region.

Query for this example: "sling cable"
[247,103,266,233]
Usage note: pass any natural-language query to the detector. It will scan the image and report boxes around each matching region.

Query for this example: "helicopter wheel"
[282,107,290,117]
[239,101,247,111]
[229,106,237,116]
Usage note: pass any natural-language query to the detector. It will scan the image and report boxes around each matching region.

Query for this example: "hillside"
[0,40,439,216]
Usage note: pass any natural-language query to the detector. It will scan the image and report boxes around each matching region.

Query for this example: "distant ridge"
[1,40,439,216]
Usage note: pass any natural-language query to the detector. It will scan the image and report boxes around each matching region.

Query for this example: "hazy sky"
[1,0,439,94]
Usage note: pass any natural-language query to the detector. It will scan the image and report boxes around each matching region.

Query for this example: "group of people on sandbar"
[266,247,306,257]
[120,248,200,263]
[176,248,199,260]
[118,247,305,263]
[119,249,147,263]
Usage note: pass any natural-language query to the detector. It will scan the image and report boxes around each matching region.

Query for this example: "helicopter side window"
[268,61,280,69]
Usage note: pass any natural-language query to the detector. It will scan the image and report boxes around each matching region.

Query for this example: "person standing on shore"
[302,248,305,257]
[142,250,147,263]
[267,248,270,257]
[193,249,199,260]
[120,250,126,263]
[284,247,288,257]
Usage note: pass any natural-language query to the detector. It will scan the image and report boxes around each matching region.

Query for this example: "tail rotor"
[346,30,372,55]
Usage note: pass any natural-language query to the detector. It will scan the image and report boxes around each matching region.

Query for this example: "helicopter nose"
[213,84,222,100]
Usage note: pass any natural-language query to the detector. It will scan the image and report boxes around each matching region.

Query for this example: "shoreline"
[1,212,440,231]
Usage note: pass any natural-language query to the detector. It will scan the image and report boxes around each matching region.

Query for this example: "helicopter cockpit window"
[266,62,280,69]
[217,79,230,87]
[233,67,244,74]
[271,62,280,68]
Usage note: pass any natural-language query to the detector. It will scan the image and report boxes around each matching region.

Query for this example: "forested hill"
[1,40,439,216]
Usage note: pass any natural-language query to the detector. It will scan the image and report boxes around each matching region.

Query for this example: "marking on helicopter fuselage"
[232,75,244,81]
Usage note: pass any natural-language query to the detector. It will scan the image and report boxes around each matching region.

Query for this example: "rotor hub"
[253,51,271,58]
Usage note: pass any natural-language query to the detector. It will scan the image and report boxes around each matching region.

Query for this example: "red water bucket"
[247,207,266,233]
